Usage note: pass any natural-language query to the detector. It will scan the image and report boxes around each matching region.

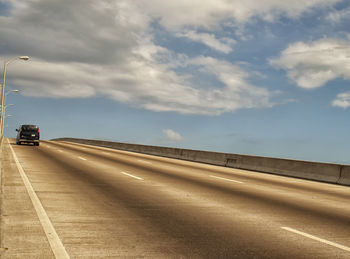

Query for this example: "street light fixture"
[1,89,19,137]
[1,113,13,137]
[0,56,29,142]
[1,90,19,138]
[2,104,14,110]
[0,104,14,110]
[19,56,29,61]
[7,89,19,95]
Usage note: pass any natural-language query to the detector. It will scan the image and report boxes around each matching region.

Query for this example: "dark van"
[16,125,40,146]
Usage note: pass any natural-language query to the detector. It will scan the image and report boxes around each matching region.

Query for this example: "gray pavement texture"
[0,139,350,258]
[54,138,350,186]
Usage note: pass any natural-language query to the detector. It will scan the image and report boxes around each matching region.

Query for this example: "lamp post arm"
[1,57,20,138]
[0,56,29,142]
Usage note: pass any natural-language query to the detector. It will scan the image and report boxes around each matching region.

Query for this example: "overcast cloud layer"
[1,0,349,115]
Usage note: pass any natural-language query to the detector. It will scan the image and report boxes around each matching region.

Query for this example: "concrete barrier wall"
[338,166,350,185]
[52,138,349,186]
[225,154,342,183]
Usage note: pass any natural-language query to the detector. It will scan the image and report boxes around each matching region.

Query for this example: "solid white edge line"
[210,175,243,184]
[281,227,350,252]
[77,156,87,161]
[121,171,144,181]
[8,139,70,259]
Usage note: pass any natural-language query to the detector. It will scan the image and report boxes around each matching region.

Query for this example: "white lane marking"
[8,140,70,259]
[282,227,350,252]
[210,175,243,184]
[121,171,144,181]
[137,159,152,164]
[77,156,87,161]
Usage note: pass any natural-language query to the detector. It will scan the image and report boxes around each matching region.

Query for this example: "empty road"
[1,139,350,258]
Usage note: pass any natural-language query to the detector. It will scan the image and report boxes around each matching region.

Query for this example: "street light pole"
[1,90,18,138]
[0,56,29,142]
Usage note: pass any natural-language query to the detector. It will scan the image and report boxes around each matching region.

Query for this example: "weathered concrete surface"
[1,138,349,258]
[5,139,350,258]
[225,154,341,184]
[53,138,348,186]
[0,140,54,258]
[338,166,350,185]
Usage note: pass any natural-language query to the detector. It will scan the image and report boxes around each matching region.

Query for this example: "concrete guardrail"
[52,138,350,186]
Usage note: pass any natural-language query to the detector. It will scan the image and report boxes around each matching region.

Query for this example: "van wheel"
[16,141,20,145]
[35,142,40,146]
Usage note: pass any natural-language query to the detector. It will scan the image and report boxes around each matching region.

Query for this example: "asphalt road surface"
[1,139,350,258]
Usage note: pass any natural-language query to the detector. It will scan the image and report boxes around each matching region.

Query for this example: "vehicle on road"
[16,124,40,146]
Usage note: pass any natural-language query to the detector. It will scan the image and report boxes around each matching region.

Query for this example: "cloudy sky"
[1,0,350,164]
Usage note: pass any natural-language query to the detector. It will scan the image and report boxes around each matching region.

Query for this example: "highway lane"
[3,139,350,258]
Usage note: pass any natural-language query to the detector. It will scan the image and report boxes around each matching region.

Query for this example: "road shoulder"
[0,139,54,258]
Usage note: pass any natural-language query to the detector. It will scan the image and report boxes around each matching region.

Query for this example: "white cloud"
[176,30,235,53]
[0,0,149,65]
[188,56,274,113]
[332,91,350,108]
[9,53,275,115]
[163,129,183,141]
[139,0,339,30]
[326,7,350,23]
[270,37,350,89]
[1,0,277,116]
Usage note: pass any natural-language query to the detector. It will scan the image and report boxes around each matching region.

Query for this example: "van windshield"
[22,125,38,131]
